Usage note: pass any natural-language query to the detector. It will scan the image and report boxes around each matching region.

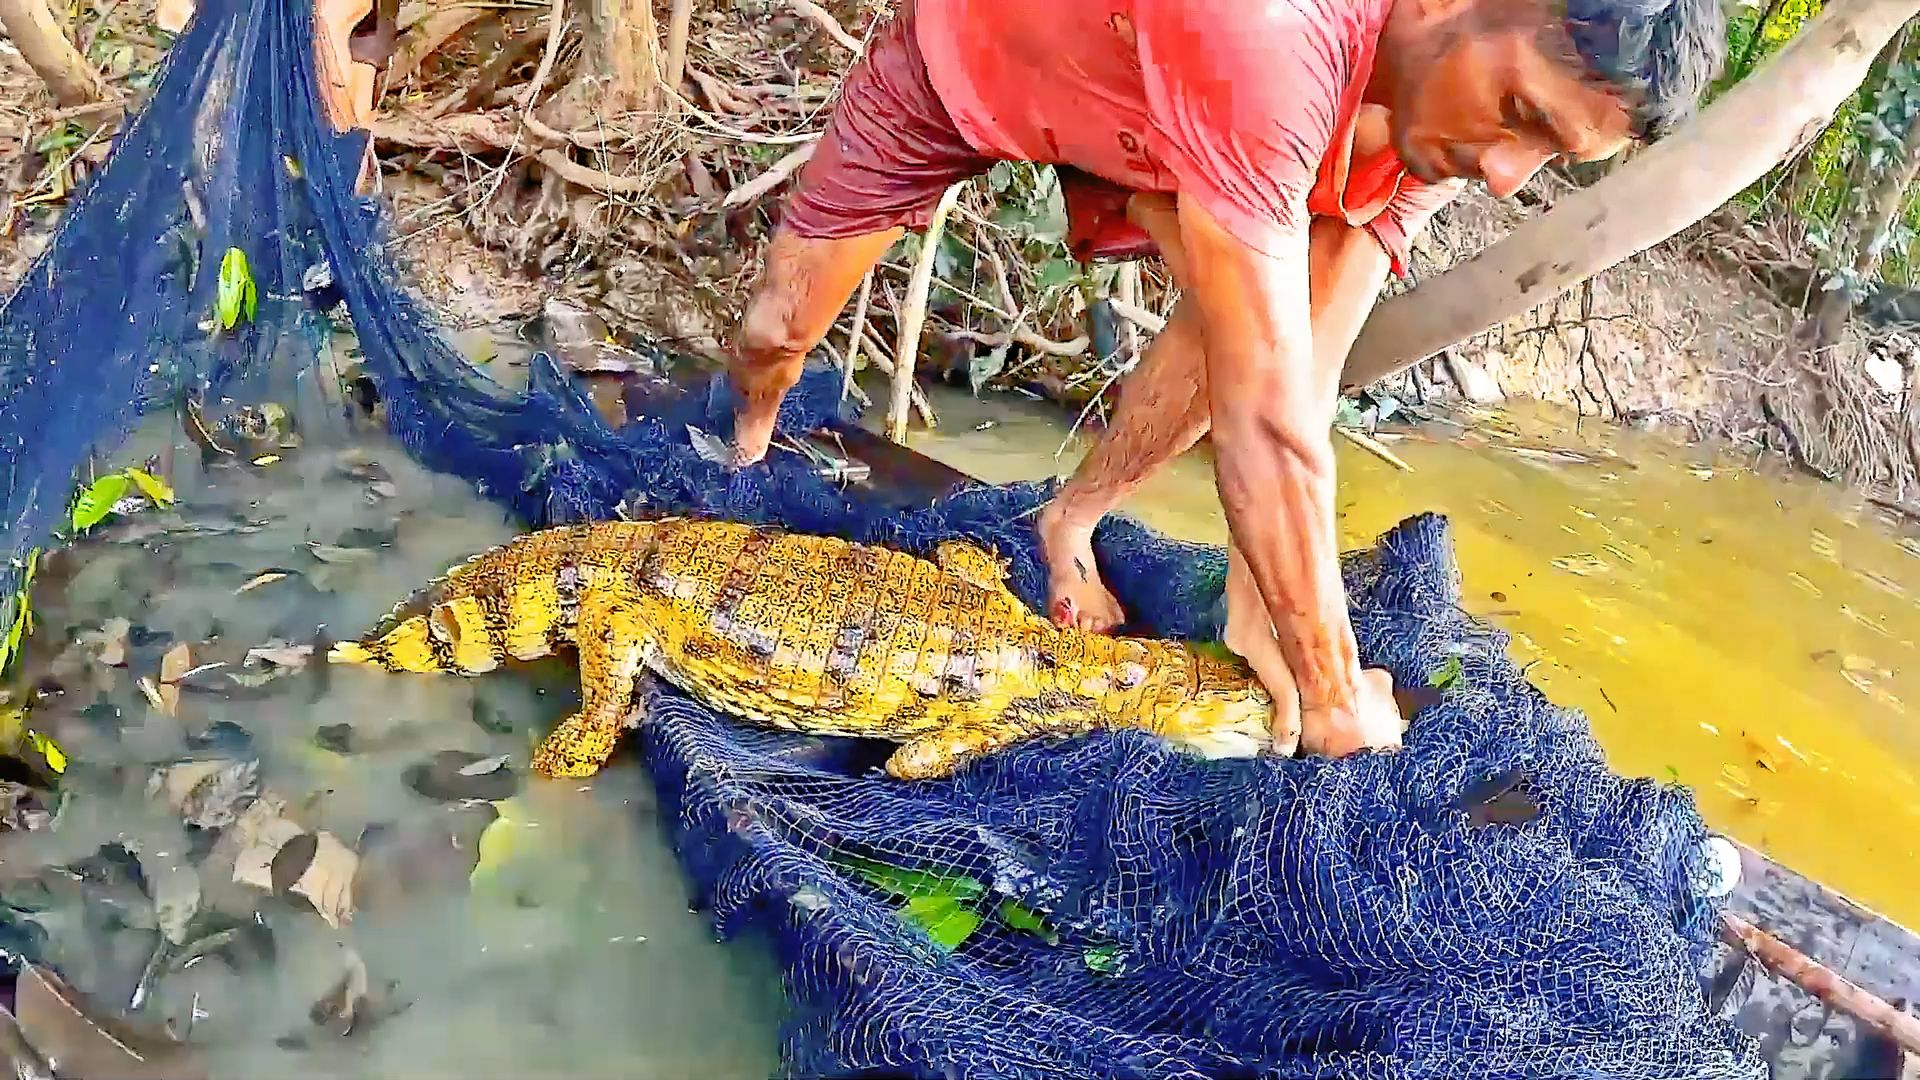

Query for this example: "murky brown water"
[891,383,1920,933]
[3,415,784,1078]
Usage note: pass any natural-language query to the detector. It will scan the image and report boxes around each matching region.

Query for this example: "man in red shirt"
[726,0,1724,757]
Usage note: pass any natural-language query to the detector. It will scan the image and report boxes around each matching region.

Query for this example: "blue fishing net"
[0,0,1765,1075]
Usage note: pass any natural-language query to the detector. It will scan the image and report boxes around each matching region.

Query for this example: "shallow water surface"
[6,421,784,1078]
[892,383,1920,932]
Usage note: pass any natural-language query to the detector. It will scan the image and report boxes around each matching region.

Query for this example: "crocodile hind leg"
[531,597,655,779]
[883,692,1103,781]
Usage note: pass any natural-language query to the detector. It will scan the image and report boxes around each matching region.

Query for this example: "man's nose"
[1479,144,1553,199]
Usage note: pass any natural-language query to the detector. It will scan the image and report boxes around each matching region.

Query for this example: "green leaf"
[987,161,1015,194]
[1083,944,1125,975]
[841,855,985,901]
[1036,258,1079,290]
[902,894,983,952]
[997,899,1059,944]
[217,247,256,330]
[125,468,176,506]
[1427,655,1464,691]
[71,473,135,533]
[1664,765,1681,784]
[28,730,67,774]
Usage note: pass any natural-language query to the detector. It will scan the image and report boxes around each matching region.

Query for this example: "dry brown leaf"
[236,571,291,593]
[12,965,208,1080]
[245,642,315,668]
[159,642,192,684]
[149,758,260,829]
[231,803,357,928]
[227,793,298,872]
[143,854,202,946]
[135,676,180,716]
[79,617,132,667]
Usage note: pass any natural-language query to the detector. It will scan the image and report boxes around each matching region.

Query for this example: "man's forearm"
[1176,197,1368,710]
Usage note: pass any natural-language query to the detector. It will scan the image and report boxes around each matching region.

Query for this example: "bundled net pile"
[0,0,1764,1075]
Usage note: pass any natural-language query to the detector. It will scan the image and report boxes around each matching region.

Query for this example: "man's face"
[1387,24,1637,197]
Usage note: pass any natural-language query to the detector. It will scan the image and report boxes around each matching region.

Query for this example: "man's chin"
[1392,133,1446,185]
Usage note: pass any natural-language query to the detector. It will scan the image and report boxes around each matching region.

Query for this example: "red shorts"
[782,3,1155,263]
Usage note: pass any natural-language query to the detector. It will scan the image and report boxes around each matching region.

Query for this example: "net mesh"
[0,0,1764,1075]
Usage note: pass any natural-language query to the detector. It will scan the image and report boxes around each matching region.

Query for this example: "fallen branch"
[388,7,491,84]
[664,0,692,96]
[1116,261,1142,362]
[522,0,567,114]
[1719,912,1920,1057]
[787,0,862,52]
[892,181,967,440]
[1335,426,1413,471]
[950,326,1089,357]
[369,111,649,194]
[841,269,874,403]
[0,0,114,107]
[719,139,816,209]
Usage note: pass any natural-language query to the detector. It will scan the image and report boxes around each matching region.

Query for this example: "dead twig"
[841,269,873,404]
[1107,295,1167,335]
[521,0,567,115]
[891,181,966,441]
[719,139,816,209]
[785,0,861,52]
[1335,426,1414,471]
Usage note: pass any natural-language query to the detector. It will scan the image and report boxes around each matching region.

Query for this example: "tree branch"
[0,0,112,108]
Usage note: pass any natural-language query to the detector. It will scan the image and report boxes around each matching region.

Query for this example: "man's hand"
[1223,543,1404,757]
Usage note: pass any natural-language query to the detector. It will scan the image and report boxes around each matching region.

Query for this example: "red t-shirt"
[915,0,1461,275]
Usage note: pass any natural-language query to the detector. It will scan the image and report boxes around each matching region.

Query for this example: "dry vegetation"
[2,0,1917,506]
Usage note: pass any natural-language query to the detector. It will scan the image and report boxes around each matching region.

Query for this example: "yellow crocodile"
[327,518,1278,780]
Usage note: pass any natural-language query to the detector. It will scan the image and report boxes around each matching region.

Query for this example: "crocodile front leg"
[883,691,1104,780]
[532,595,654,779]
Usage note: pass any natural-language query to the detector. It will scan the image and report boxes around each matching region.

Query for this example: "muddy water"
[891,383,1920,932]
[3,417,784,1078]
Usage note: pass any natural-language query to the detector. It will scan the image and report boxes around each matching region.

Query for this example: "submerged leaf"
[125,467,176,506]
[217,246,256,330]
[12,964,208,1080]
[1427,655,1464,691]
[70,473,134,533]
[26,730,66,774]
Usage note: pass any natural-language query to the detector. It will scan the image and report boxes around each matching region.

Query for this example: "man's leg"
[1038,192,1209,632]
[726,0,988,463]
[730,227,903,465]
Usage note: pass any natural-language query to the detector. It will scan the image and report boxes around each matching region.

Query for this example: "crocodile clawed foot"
[883,736,971,782]
[532,712,620,778]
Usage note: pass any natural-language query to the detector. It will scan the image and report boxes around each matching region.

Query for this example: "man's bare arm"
[1176,195,1364,717]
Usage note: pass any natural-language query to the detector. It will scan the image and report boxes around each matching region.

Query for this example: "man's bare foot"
[731,403,778,467]
[1037,502,1126,632]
